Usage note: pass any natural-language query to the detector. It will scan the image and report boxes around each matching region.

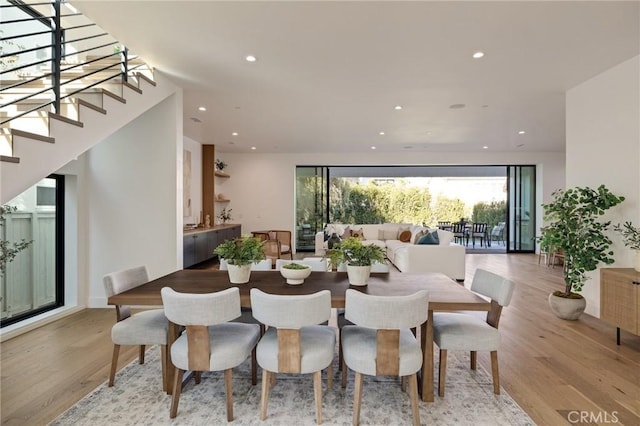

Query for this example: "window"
[1,175,64,327]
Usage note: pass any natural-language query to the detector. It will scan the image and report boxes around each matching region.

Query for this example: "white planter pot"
[634,250,640,272]
[548,292,586,320]
[227,264,251,284]
[280,266,312,285]
[346,265,372,286]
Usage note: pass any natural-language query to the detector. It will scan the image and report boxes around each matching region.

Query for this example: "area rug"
[51,347,535,425]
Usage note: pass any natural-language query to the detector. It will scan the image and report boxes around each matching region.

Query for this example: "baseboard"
[0,305,85,342]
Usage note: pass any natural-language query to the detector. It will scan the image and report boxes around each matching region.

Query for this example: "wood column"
[202,144,215,226]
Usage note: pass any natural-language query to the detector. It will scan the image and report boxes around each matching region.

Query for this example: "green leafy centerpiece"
[326,237,386,286]
[280,262,312,285]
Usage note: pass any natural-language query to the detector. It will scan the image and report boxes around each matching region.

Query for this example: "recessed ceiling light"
[472,51,485,59]
[404,146,413,149]
[198,106,207,111]
[483,146,489,149]
[518,130,526,134]
[394,105,403,110]
[449,103,466,109]
[251,146,256,150]
[245,55,257,62]
[379,132,385,136]
[516,143,525,147]
[189,117,202,123]
[482,104,489,108]
[232,132,238,136]
[371,146,377,150]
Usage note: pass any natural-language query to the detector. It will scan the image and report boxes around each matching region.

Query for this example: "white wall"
[217,151,565,240]
[84,94,183,307]
[566,55,640,317]
[183,136,202,226]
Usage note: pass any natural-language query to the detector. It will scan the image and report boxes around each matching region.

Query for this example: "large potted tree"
[327,237,386,286]
[541,185,625,320]
[214,235,266,283]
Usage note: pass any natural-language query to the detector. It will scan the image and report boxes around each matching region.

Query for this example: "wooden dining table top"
[107,269,490,311]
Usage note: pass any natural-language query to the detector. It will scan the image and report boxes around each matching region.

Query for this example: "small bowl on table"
[280,263,312,285]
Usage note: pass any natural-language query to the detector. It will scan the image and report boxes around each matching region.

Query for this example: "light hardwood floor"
[1,254,639,425]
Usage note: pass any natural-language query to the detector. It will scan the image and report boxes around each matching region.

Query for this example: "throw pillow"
[341,226,352,239]
[382,228,398,240]
[417,231,440,245]
[398,230,412,242]
[351,228,365,239]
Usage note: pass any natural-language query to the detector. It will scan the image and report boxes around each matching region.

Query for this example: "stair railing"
[0,0,150,127]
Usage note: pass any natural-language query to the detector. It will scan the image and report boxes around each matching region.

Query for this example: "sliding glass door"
[295,167,328,251]
[507,166,535,252]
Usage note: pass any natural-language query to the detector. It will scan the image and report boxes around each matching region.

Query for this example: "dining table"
[107,269,491,402]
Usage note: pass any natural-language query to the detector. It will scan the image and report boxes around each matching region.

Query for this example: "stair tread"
[10,129,55,143]
[0,155,20,163]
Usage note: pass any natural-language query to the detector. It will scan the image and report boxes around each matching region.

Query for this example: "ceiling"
[73,1,639,154]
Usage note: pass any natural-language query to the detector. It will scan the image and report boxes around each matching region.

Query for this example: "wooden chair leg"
[338,338,344,371]
[260,369,271,420]
[341,359,348,389]
[251,346,258,386]
[490,351,500,395]
[326,362,333,390]
[195,371,202,384]
[438,349,447,397]
[313,370,323,424]
[353,372,363,426]
[160,345,167,392]
[401,376,407,392]
[225,368,234,421]
[170,368,184,418]
[139,345,145,364]
[108,344,120,387]
[409,373,420,426]
[470,350,477,370]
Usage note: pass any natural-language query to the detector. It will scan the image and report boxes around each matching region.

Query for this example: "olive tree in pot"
[541,185,625,320]
[613,221,640,272]
[327,237,386,286]
[213,235,265,283]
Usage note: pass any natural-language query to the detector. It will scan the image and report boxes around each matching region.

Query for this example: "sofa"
[315,223,466,280]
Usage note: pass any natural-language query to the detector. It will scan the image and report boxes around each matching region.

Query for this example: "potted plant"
[541,185,625,320]
[613,221,640,272]
[280,262,312,285]
[215,159,227,172]
[217,208,232,224]
[326,237,386,286]
[1,206,33,276]
[213,235,266,283]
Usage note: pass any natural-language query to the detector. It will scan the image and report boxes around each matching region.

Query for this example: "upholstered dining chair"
[262,239,282,268]
[340,289,429,426]
[103,265,168,389]
[160,287,261,420]
[432,268,515,397]
[250,289,335,424]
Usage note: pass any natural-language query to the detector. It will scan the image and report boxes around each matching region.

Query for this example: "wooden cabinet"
[600,268,640,344]
[183,224,241,268]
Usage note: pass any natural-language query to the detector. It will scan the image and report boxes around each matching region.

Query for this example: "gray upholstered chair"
[432,268,515,396]
[340,289,429,426]
[103,266,168,389]
[161,287,261,420]
[250,289,335,424]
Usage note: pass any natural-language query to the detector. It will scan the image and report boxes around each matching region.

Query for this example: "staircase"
[0,1,178,204]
